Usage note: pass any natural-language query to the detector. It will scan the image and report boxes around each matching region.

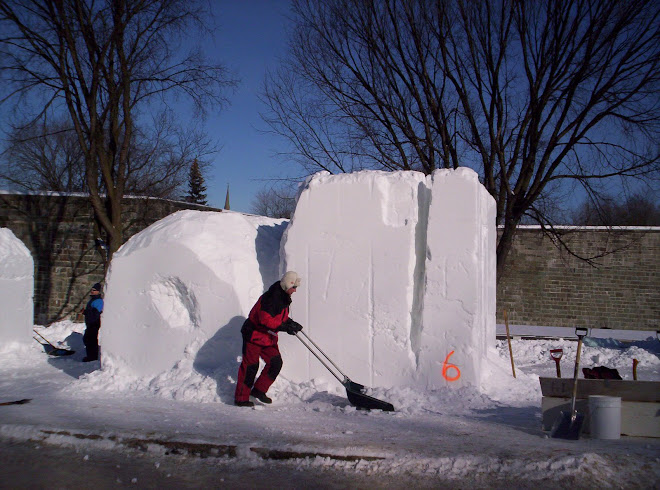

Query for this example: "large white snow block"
[280,171,428,387]
[102,210,286,377]
[419,168,496,389]
[0,228,34,343]
[281,168,496,390]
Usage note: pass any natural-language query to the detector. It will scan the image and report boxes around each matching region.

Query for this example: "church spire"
[224,184,230,210]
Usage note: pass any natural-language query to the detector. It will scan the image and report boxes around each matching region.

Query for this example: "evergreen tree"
[186,159,208,205]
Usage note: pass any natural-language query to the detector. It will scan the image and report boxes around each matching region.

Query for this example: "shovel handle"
[298,330,349,380]
[549,348,563,360]
[503,310,516,378]
[570,330,587,417]
[33,329,57,349]
[550,349,562,378]
[295,333,346,385]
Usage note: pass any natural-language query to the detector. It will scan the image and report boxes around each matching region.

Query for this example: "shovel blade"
[550,410,585,440]
[49,348,75,357]
[43,343,75,356]
[34,337,75,357]
[344,380,367,394]
[343,380,394,412]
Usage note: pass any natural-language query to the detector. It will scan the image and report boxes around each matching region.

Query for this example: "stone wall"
[2,193,658,330]
[497,227,659,331]
[0,192,222,324]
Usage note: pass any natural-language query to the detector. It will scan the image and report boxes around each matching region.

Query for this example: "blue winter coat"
[84,296,104,327]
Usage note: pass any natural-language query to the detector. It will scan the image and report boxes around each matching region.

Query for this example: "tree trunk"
[496,220,519,284]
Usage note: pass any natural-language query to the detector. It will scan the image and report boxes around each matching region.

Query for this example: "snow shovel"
[550,327,588,440]
[295,330,395,412]
[33,329,75,357]
[550,348,563,378]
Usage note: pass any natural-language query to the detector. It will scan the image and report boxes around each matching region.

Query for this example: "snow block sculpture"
[102,211,286,377]
[281,168,496,389]
[0,228,34,344]
[280,171,427,388]
[418,169,497,389]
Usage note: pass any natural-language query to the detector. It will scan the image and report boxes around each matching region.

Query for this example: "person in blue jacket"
[82,282,104,362]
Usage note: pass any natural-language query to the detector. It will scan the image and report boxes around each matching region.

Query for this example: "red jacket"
[241,281,291,346]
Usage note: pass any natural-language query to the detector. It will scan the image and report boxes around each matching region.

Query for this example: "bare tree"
[0,0,235,267]
[572,193,660,226]
[250,184,297,219]
[2,118,86,192]
[120,111,216,200]
[263,0,660,280]
[1,111,215,200]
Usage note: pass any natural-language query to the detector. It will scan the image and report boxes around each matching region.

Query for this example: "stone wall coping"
[0,190,222,211]
[503,225,660,231]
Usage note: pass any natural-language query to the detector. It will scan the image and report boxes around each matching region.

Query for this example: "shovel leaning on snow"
[550,327,588,440]
[33,329,75,357]
[295,330,395,412]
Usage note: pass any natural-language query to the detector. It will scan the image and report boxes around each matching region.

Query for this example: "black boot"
[250,389,272,404]
[234,400,254,407]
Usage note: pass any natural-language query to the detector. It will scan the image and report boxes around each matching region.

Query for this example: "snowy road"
[1,371,658,488]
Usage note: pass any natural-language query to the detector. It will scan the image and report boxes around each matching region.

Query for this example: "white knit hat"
[280,271,301,291]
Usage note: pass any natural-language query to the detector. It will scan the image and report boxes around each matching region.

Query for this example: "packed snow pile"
[101,211,287,377]
[97,168,496,397]
[0,227,33,343]
[14,321,660,411]
[281,168,496,389]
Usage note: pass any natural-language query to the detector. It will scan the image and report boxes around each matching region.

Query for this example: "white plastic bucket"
[589,396,621,440]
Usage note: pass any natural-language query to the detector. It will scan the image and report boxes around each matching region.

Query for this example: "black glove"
[284,319,303,335]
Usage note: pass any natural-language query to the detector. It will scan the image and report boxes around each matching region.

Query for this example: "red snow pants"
[234,341,283,403]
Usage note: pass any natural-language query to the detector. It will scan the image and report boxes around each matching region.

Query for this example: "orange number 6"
[442,350,461,382]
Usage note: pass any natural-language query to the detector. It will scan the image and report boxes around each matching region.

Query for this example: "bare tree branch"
[0,0,236,268]
[262,0,660,280]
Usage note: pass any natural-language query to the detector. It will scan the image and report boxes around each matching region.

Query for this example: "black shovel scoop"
[295,330,395,412]
[550,327,588,439]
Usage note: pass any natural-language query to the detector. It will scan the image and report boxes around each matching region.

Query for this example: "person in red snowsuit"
[234,271,303,407]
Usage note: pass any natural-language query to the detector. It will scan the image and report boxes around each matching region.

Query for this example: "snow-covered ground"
[1,321,658,487]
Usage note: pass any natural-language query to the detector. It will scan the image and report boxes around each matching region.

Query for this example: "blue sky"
[2,1,652,214]
[0,1,293,213]
[200,0,294,213]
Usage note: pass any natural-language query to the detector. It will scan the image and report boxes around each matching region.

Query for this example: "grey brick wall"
[2,194,657,331]
[497,227,659,331]
[0,192,222,324]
